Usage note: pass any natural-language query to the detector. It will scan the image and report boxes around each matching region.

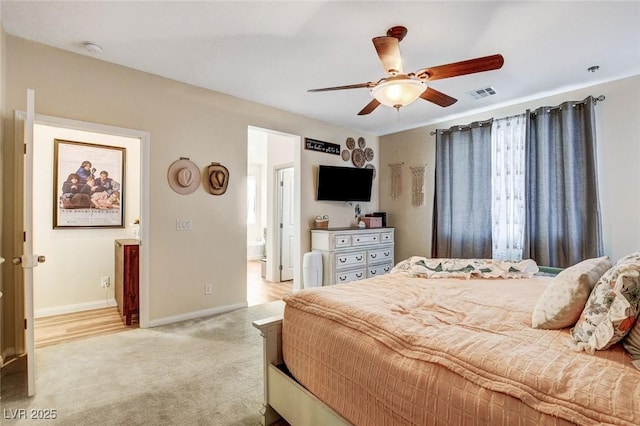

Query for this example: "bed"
[253,257,640,426]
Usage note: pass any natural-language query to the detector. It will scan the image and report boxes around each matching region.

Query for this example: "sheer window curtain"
[432,123,493,259]
[523,96,603,267]
[491,114,526,260]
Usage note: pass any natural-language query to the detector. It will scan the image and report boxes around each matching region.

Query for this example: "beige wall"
[2,34,378,355]
[379,75,640,263]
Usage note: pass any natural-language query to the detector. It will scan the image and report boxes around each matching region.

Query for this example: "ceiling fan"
[308,26,504,116]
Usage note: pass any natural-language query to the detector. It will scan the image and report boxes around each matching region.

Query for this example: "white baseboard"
[147,302,248,328]
[247,254,263,261]
[35,299,117,318]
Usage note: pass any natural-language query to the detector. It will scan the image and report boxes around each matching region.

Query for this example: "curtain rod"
[429,95,605,136]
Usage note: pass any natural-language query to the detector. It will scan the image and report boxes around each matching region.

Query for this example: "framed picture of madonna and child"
[53,139,125,229]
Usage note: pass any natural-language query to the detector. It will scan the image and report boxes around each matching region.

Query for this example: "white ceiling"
[2,1,639,136]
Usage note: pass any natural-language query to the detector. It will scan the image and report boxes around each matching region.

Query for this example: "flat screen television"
[316,165,374,202]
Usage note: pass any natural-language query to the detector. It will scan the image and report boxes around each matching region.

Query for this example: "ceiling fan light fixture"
[371,77,426,109]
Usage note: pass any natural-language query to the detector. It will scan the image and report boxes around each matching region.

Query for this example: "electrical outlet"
[101,276,110,288]
[204,283,213,295]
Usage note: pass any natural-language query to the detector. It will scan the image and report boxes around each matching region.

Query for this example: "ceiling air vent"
[466,86,497,100]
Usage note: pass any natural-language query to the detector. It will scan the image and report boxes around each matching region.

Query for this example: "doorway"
[246,126,297,303]
[31,118,148,338]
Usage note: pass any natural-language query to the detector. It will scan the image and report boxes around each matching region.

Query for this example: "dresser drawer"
[367,247,393,264]
[380,231,394,243]
[336,269,366,284]
[352,233,379,246]
[367,263,393,278]
[334,235,351,248]
[335,251,366,269]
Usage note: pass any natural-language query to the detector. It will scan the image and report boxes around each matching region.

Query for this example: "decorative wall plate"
[346,137,355,150]
[358,137,366,148]
[364,147,374,162]
[352,148,365,168]
[341,149,350,161]
[366,164,376,179]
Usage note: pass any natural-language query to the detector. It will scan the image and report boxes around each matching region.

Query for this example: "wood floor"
[34,261,292,348]
[34,307,137,349]
[247,259,293,306]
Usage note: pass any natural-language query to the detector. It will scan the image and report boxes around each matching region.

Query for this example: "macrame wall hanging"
[410,165,427,207]
[389,162,404,200]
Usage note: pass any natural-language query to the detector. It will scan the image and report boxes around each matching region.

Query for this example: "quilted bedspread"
[282,273,640,426]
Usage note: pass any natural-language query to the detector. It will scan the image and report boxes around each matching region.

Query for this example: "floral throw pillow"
[570,255,640,352]
[390,256,538,279]
[531,256,611,329]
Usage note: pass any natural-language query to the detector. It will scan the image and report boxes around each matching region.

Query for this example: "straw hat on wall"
[167,158,200,195]
[207,162,229,195]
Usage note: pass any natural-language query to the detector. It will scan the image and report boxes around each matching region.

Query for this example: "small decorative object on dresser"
[311,227,394,285]
[360,216,382,228]
[314,215,329,229]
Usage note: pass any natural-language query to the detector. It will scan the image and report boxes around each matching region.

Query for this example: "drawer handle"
[339,275,347,281]
[373,236,377,240]
[384,267,390,272]
[370,270,377,275]
[338,258,346,263]
[370,253,377,259]
[356,272,363,278]
[355,238,360,242]
[384,252,390,256]
[356,255,363,261]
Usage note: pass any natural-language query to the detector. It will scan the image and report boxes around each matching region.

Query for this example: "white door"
[279,167,295,281]
[13,89,44,396]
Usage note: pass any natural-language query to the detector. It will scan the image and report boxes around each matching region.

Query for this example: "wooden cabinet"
[311,227,394,286]
[115,239,139,325]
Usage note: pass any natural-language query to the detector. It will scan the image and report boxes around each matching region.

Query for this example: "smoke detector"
[83,41,103,54]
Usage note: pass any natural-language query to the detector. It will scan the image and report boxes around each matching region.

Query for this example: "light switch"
[176,219,192,230]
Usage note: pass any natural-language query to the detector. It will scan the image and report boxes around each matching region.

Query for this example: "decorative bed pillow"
[569,256,640,352]
[390,257,413,274]
[531,256,611,329]
[395,257,539,279]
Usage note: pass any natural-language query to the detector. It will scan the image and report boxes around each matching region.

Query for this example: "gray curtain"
[432,122,492,258]
[523,96,603,267]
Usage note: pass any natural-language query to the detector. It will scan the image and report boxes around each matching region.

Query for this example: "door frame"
[14,112,151,328]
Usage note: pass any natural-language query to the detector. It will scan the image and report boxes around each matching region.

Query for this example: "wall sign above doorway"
[304,137,340,155]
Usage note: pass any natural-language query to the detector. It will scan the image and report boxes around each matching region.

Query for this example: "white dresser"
[311,227,395,286]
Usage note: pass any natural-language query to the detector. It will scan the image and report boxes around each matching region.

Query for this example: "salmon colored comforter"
[282,273,639,425]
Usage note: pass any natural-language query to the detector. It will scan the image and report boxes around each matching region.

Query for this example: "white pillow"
[531,256,611,329]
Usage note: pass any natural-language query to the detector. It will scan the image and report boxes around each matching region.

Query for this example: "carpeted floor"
[1,300,285,425]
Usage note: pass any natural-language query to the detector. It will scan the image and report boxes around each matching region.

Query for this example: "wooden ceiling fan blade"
[373,36,403,75]
[308,82,376,92]
[420,87,457,107]
[416,54,504,81]
[358,99,381,115]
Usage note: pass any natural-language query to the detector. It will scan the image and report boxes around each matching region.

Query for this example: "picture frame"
[53,139,125,229]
